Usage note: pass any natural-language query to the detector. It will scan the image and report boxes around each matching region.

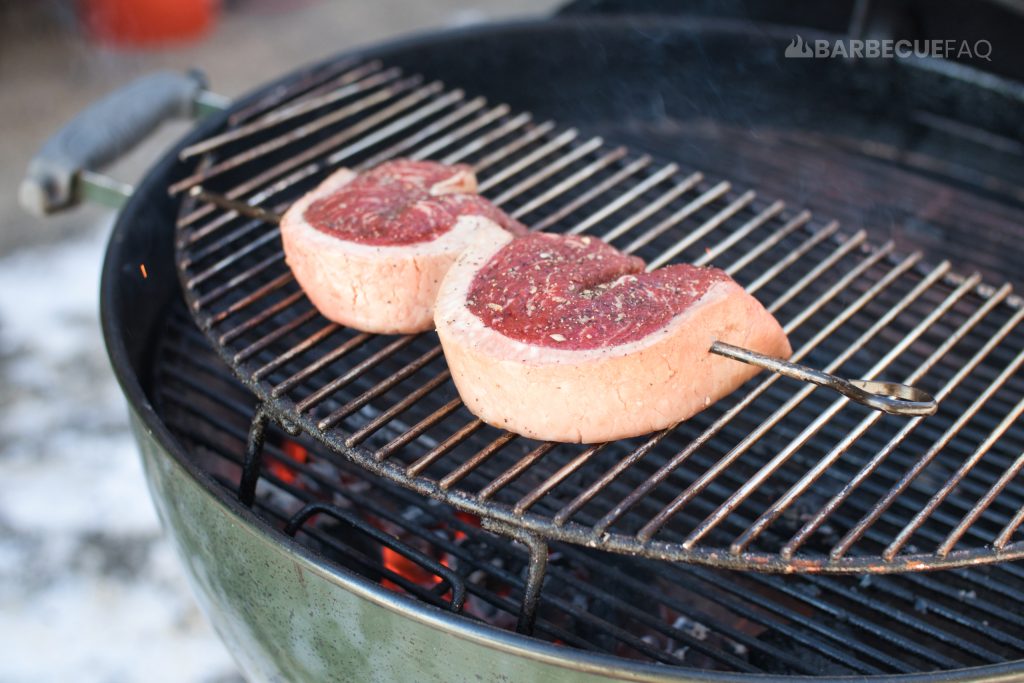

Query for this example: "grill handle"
[710,341,938,416]
[20,70,228,216]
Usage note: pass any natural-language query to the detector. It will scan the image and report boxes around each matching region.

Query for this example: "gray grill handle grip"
[20,70,209,216]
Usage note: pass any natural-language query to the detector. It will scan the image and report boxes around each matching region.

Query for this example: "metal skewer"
[187,180,940,421]
[710,341,938,416]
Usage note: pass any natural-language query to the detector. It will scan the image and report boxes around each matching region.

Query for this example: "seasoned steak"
[280,159,524,334]
[435,231,792,443]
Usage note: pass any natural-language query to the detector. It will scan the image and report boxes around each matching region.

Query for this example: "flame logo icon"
[785,35,814,58]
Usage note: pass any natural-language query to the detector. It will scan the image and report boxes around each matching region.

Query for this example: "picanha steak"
[280,159,525,334]
[434,231,792,443]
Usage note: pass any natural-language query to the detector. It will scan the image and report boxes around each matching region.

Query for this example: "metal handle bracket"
[20,70,227,216]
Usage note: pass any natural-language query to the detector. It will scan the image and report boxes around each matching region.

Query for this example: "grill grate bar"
[219,291,307,347]
[737,282,1013,555]
[462,120,556,171]
[187,226,282,290]
[225,57,363,127]
[721,209,811,275]
[687,201,787,269]
[346,371,453,447]
[741,220,839,294]
[512,147,629,220]
[318,346,445,430]
[181,60,389,159]
[596,171,700,242]
[209,271,293,325]
[514,444,609,515]
[640,259,953,544]
[590,244,903,535]
[358,96,489,168]
[651,196,780,271]
[995,506,1024,549]
[437,431,518,489]
[193,248,284,310]
[563,161,679,236]
[763,230,867,314]
[324,88,467,167]
[478,442,559,501]
[179,211,275,268]
[831,324,1024,559]
[229,304,315,359]
[621,181,734,255]
[943,453,1024,555]
[375,397,464,460]
[534,155,653,232]
[553,429,675,526]
[435,112,534,164]
[285,333,409,401]
[697,271,984,552]
[476,128,578,190]
[254,323,343,381]
[490,136,605,206]
[177,80,447,227]
[408,420,491,479]
[885,393,1024,559]
[171,73,421,194]
[403,103,514,163]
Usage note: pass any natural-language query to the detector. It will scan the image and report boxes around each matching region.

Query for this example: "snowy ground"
[0,224,241,683]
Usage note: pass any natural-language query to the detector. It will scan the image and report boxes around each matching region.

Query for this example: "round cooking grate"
[173,57,1024,579]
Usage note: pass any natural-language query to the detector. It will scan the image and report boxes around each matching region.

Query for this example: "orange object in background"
[82,0,217,46]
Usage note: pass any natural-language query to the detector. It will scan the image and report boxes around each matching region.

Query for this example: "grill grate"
[173,58,1024,576]
[152,307,1024,676]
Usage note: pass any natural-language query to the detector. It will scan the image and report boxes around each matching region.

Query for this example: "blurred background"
[0,2,552,681]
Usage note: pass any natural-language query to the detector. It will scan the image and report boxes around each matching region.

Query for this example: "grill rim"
[171,24,1024,573]
[96,15,1024,681]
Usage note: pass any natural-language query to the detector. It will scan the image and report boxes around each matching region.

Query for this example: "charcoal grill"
[23,3,1024,681]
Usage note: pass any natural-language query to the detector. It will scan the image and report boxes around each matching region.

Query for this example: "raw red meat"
[280,159,524,334]
[435,231,792,443]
